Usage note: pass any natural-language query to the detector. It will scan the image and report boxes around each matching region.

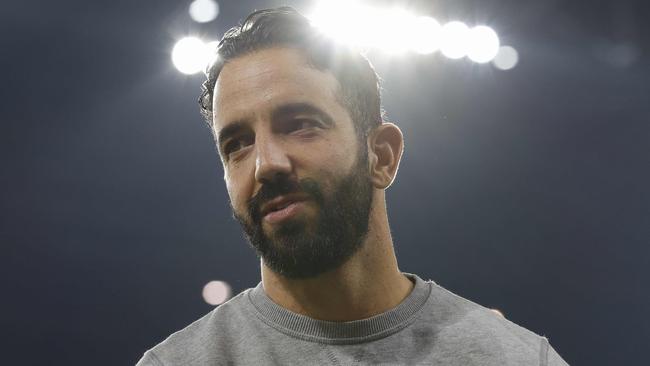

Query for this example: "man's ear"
[367,122,404,189]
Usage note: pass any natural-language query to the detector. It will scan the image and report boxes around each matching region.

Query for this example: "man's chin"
[265,216,312,239]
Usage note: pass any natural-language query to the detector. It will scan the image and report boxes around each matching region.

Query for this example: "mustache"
[248,176,324,223]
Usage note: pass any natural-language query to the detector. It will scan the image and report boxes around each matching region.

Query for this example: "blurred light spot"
[371,8,416,54]
[171,37,211,75]
[310,2,415,54]
[466,26,500,63]
[410,16,442,55]
[206,40,219,50]
[440,21,470,59]
[309,1,502,63]
[202,280,231,305]
[189,0,219,23]
[309,0,361,46]
[492,45,519,70]
[491,308,504,317]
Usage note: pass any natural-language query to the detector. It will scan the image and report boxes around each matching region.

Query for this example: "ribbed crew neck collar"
[247,273,432,344]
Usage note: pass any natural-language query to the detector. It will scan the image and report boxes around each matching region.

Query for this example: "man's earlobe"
[369,123,404,189]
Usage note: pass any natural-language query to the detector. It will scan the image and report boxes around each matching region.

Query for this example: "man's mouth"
[260,194,309,224]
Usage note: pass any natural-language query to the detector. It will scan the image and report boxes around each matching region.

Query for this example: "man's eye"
[289,118,320,132]
[223,136,253,156]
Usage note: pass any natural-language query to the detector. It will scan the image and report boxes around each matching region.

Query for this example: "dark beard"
[233,153,373,279]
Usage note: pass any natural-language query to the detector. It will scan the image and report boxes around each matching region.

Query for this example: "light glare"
[202,280,231,305]
[440,21,470,59]
[410,16,441,54]
[371,8,416,54]
[309,2,417,54]
[309,2,503,62]
[171,37,211,75]
[189,0,219,23]
[466,26,500,63]
[492,45,519,70]
[309,0,362,46]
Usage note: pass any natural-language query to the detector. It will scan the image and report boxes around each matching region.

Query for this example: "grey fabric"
[137,273,569,365]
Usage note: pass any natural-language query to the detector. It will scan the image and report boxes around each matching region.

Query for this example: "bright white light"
[440,21,470,59]
[171,37,211,75]
[410,16,441,54]
[309,2,416,54]
[309,0,360,46]
[492,45,519,70]
[371,8,416,54]
[308,1,502,60]
[202,280,231,305]
[466,26,500,63]
[189,0,219,23]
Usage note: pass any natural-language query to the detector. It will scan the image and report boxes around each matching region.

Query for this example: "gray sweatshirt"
[137,273,568,365]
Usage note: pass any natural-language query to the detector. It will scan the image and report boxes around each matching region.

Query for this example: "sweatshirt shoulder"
[422,282,568,365]
[137,288,254,366]
[428,282,543,340]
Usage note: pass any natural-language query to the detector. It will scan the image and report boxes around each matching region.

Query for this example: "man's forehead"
[214,48,317,95]
[211,47,342,129]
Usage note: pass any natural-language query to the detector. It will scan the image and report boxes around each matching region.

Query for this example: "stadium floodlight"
[189,0,219,23]
[171,2,506,73]
[492,46,519,70]
[308,0,363,46]
[309,1,417,54]
[466,26,500,63]
[410,16,442,55]
[202,280,231,306]
[440,21,470,59]
[368,7,416,54]
[308,1,504,65]
[171,37,212,75]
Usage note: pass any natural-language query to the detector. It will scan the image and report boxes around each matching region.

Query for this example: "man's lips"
[260,194,309,221]
[263,201,307,224]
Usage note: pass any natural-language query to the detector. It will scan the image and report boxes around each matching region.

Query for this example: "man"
[138,7,568,366]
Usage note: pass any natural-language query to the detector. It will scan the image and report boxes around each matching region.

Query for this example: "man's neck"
[260,202,414,322]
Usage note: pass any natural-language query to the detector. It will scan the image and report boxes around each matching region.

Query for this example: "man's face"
[212,47,374,279]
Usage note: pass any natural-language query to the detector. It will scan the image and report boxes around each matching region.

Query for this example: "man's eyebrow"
[271,102,335,126]
[217,103,333,148]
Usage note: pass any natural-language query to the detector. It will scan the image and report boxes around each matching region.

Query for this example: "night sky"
[2,0,648,365]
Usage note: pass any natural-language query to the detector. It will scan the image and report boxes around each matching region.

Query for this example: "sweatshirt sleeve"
[135,351,163,366]
[542,337,570,366]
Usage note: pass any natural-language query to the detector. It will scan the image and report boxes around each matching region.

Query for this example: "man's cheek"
[235,202,250,219]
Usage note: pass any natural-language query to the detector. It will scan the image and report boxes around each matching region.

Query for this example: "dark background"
[2,0,648,365]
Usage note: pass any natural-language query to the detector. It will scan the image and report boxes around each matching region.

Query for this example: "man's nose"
[254,135,292,183]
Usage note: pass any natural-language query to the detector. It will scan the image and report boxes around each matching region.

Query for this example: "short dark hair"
[198,6,383,140]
